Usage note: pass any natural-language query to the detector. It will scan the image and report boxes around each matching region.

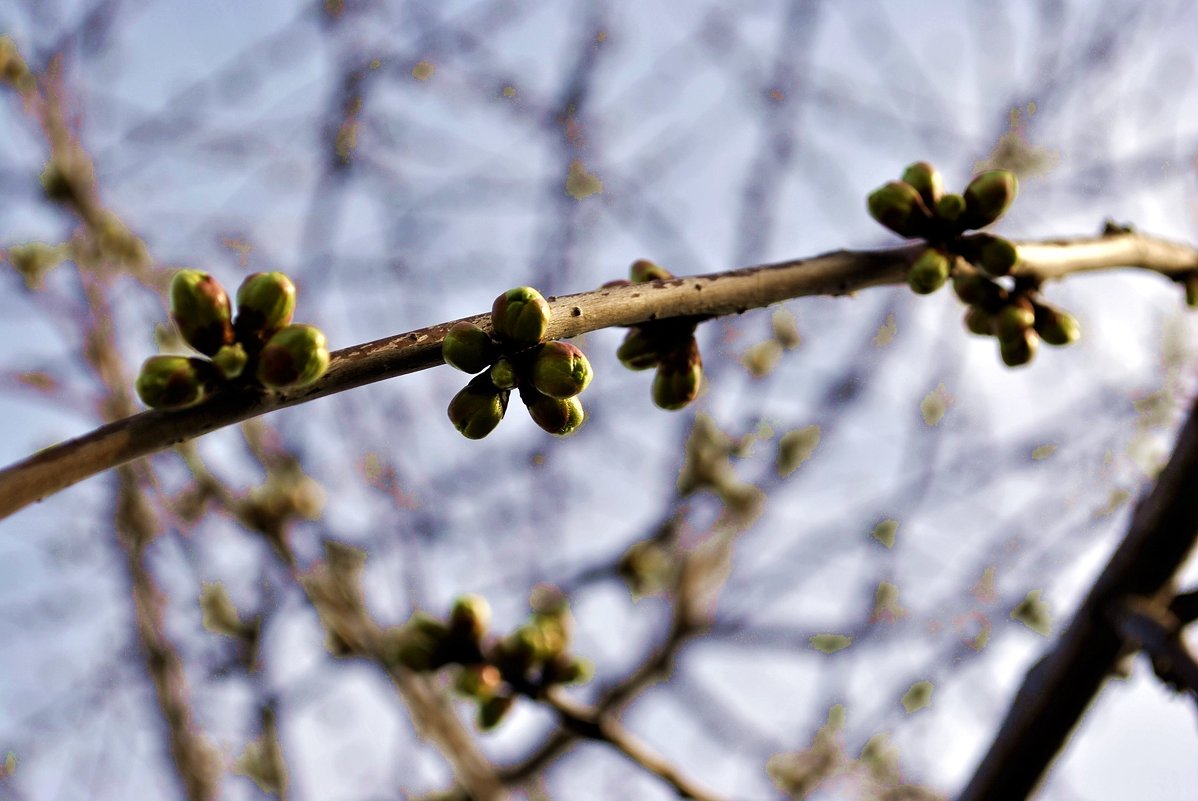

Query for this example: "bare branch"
[2,231,1196,520]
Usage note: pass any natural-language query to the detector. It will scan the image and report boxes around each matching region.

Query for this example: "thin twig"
[3,231,1197,520]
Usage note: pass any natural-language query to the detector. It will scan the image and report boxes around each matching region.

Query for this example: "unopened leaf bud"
[901,161,943,207]
[630,258,673,283]
[999,328,1039,367]
[935,193,966,225]
[170,269,234,356]
[907,248,951,295]
[491,286,552,346]
[477,694,514,730]
[443,322,497,374]
[616,328,661,371]
[867,181,932,238]
[1033,303,1081,346]
[652,348,703,410]
[962,170,1017,230]
[489,357,519,390]
[963,306,995,337]
[531,341,593,399]
[135,355,209,409]
[234,272,296,341]
[450,594,492,641]
[964,234,1020,277]
[951,273,1005,308]
[448,375,508,439]
[256,324,330,388]
[995,299,1035,342]
[523,390,585,436]
[212,342,248,380]
[543,653,593,686]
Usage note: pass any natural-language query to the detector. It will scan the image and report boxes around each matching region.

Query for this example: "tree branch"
[957,384,1198,801]
[2,231,1196,520]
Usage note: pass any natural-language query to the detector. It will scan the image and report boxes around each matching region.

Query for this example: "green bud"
[951,273,1005,308]
[256,324,330,388]
[443,322,497,374]
[491,286,552,346]
[448,374,508,439]
[901,161,943,207]
[450,594,492,641]
[1185,275,1198,308]
[652,345,702,410]
[211,342,248,380]
[999,328,1039,368]
[135,355,209,409]
[523,390,585,436]
[542,653,593,686]
[995,300,1036,342]
[531,341,593,399]
[962,170,1017,230]
[616,328,661,371]
[963,234,1020,277]
[630,258,673,283]
[234,272,296,341]
[1034,303,1080,346]
[453,664,502,700]
[867,181,932,238]
[489,357,519,390]
[907,248,951,295]
[170,269,234,356]
[477,694,514,730]
[392,625,444,672]
[935,193,966,225]
[963,306,995,337]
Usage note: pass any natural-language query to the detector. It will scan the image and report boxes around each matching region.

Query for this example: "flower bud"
[935,193,966,225]
[652,346,702,410]
[135,355,209,409]
[907,248,951,295]
[524,391,585,436]
[491,286,552,346]
[542,653,593,686]
[234,272,296,341]
[616,328,661,371]
[901,161,943,207]
[477,694,514,730]
[995,299,1035,342]
[952,273,1005,308]
[630,258,673,283]
[454,664,502,700]
[448,375,509,439]
[963,306,995,337]
[256,324,330,388]
[963,234,1019,277]
[212,342,248,380]
[443,322,497,374]
[867,181,932,238]
[489,357,519,390]
[999,328,1039,367]
[392,626,443,672]
[531,341,593,399]
[450,594,492,642]
[962,170,1017,230]
[1033,303,1080,346]
[170,269,234,356]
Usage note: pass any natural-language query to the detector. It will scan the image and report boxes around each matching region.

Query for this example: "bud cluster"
[953,273,1080,367]
[609,260,704,410]
[135,270,329,409]
[443,286,592,439]
[385,589,592,731]
[868,162,1081,367]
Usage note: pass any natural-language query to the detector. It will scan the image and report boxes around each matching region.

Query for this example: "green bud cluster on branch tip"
[135,269,328,409]
[385,589,591,732]
[953,271,1081,367]
[610,259,707,410]
[442,286,592,439]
